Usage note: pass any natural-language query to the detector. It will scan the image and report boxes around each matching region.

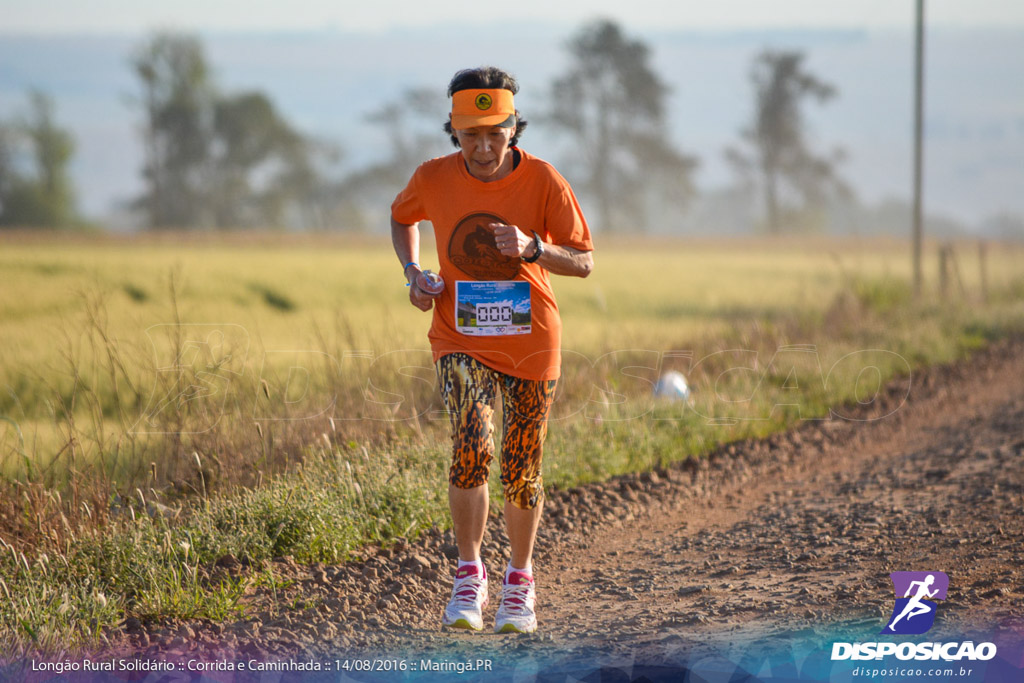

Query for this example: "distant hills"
[1,25,1021,234]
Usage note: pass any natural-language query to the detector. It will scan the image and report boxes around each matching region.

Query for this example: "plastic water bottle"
[417,269,445,295]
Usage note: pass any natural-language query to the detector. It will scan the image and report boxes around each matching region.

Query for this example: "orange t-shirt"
[391,149,593,380]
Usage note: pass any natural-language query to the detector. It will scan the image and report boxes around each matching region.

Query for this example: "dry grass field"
[0,231,1022,653]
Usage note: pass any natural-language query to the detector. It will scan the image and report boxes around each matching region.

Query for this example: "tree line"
[0,20,848,234]
[0,91,77,228]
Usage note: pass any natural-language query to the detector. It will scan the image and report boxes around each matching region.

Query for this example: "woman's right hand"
[407,269,443,311]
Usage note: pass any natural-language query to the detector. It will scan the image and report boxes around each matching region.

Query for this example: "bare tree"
[132,32,214,228]
[329,87,448,231]
[549,20,697,232]
[727,49,850,234]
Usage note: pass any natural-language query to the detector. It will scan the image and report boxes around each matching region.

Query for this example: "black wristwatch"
[522,233,544,263]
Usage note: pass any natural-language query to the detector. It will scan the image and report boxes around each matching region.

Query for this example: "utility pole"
[912,0,925,295]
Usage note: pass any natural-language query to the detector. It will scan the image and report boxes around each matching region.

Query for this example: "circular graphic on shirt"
[448,212,521,280]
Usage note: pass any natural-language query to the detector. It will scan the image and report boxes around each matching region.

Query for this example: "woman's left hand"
[491,222,531,258]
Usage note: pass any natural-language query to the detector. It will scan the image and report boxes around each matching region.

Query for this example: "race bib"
[455,281,531,336]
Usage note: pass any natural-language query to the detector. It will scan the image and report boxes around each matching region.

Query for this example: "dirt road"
[93,338,1024,679]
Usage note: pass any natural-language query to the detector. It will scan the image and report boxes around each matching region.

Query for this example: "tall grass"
[0,437,450,655]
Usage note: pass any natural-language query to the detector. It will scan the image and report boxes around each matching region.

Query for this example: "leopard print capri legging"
[436,352,557,509]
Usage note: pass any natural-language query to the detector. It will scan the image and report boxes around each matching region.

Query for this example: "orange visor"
[450,89,516,129]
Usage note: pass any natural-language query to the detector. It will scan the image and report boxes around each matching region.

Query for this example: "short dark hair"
[444,66,528,148]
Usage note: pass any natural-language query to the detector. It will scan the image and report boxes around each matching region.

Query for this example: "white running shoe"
[494,570,537,634]
[442,564,488,631]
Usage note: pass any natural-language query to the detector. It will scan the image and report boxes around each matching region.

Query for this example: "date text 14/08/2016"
[339,658,494,674]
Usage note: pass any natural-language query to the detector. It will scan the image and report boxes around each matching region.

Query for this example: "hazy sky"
[3,2,1022,226]
[3,0,1024,33]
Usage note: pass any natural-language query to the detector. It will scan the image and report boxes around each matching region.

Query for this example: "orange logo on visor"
[451,89,515,129]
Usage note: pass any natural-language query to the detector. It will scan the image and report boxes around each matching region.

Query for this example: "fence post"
[979,240,989,303]
[939,244,949,298]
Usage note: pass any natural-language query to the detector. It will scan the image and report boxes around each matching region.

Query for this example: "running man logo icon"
[881,571,949,635]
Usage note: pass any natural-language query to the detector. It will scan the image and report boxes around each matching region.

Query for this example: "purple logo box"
[890,571,949,599]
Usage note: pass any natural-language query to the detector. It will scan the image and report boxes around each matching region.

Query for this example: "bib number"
[476,302,513,325]
[455,281,531,336]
